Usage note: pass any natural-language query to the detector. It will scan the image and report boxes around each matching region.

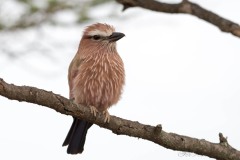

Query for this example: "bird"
[62,23,125,154]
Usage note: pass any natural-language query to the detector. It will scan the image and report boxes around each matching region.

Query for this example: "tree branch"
[116,0,240,38]
[0,78,240,160]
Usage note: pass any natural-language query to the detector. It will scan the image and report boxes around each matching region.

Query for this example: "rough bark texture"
[116,0,240,38]
[0,78,240,160]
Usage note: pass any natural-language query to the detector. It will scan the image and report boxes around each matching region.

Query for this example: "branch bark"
[0,78,240,160]
[116,0,240,38]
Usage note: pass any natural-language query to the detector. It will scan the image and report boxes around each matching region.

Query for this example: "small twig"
[219,133,228,146]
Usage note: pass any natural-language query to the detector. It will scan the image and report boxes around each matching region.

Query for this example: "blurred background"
[0,0,240,160]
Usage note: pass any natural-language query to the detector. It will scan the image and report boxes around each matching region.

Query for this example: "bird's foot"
[90,105,98,117]
[103,110,110,123]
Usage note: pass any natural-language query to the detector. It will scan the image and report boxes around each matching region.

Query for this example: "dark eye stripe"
[92,35,101,40]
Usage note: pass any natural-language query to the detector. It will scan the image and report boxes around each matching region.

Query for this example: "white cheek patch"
[88,29,112,37]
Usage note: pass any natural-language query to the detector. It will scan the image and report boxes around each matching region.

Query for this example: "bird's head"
[79,23,125,52]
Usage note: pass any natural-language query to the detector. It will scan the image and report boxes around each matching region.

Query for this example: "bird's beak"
[108,32,125,42]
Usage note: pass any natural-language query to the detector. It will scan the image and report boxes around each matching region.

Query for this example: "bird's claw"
[90,105,98,117]
[103,110,110,123]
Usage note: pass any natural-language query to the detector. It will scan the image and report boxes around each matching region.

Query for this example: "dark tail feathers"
[62,118,93,154]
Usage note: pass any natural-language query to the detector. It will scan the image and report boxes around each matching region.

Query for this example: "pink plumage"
[63,23,125,154]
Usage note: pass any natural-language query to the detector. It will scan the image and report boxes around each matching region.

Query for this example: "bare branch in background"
[116,0,240,38]
[0,0,112,30]
[0,78,240,160]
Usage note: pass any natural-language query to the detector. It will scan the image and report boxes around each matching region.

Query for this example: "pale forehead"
[88,29,113,37]
[84,23,115,37]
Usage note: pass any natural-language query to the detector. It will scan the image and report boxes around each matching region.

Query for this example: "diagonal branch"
[0,78,240,160]
[116,0,240,38]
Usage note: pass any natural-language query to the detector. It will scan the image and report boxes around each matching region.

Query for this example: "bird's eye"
[92,35,101,40]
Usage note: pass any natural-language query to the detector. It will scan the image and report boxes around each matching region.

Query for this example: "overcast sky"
[0,1,240,160]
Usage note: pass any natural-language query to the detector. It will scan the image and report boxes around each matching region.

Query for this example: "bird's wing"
[68,55,84,99]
